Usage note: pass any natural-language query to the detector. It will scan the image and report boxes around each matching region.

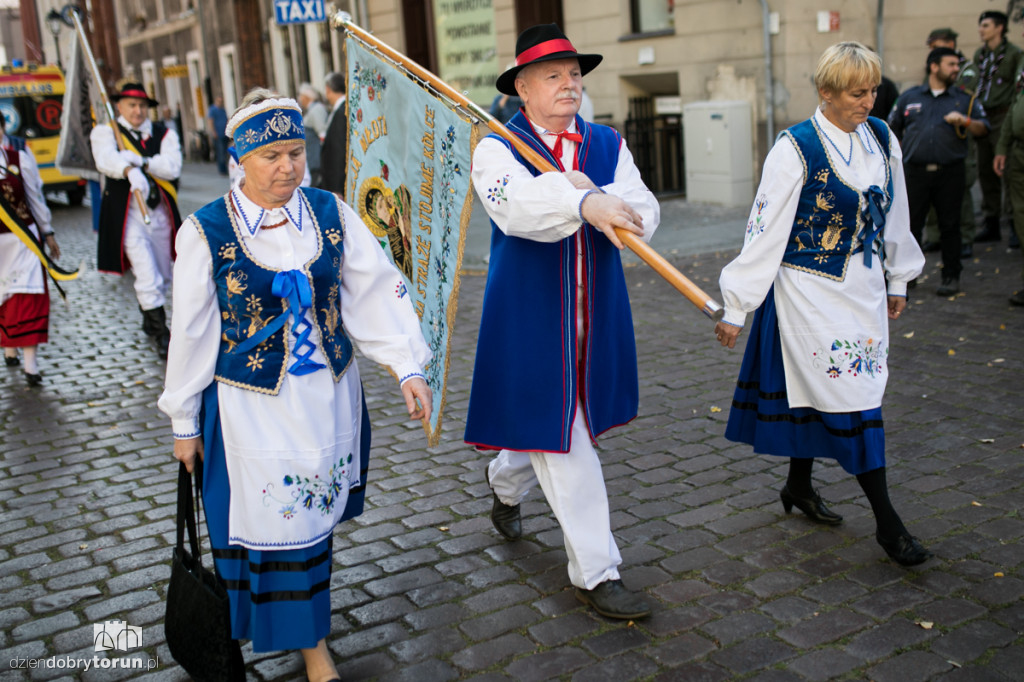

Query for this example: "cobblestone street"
[2,184,1023,681]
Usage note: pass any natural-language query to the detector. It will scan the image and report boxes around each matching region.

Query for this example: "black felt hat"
[111,82,159,108]
[495,24,602,96]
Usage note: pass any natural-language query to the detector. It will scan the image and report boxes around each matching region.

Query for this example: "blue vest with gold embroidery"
[780,116,892,281]
[191,187,353,394]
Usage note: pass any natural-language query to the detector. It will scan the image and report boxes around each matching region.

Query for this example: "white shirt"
[719,108,924,412]
[0,134,53,303]
[470,118,660,243]
[158,188,429,548]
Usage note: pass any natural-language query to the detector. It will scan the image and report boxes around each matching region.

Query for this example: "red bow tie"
[550,130,583,161]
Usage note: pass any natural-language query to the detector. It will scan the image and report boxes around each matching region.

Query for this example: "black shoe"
[4,355,19,367]
[1010,231,1021,249]
[1009,290,1024,306]
[25,372,42,387]
[876,531,933,566]
[920,240,941,253]
[960,243,973,259]
[485,462,521,540]
[936,276,960,296]
[156,330,170,360]
[140,306,169,337]
[780,484,843,525]
[974,217,1001,242]
[575,579,651,620]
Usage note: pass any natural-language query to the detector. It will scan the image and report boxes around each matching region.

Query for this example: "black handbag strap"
[176,461,203,561]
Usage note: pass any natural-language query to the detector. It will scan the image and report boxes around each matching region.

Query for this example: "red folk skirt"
[0,293,49,346]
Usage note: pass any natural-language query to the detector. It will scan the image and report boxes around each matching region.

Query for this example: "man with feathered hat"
[466,23,659,619]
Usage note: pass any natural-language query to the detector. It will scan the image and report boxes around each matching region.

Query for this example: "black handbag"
[165,461,246,681]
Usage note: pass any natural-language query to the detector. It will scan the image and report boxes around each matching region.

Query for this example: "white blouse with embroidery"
[0,135,53,303]
[158,187,429,550]
[718,108,924,413]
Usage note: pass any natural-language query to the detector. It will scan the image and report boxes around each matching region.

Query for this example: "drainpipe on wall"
[876,0,885,64]
[759,0,775,144]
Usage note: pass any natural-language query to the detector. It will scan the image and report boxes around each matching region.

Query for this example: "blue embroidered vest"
[464,114,639,453]
[191,187,353,394]
[780,116,892,281]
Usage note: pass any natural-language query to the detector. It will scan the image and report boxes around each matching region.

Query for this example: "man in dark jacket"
[318,72,347,195]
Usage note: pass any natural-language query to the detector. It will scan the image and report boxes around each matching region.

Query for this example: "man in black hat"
[972,10,1024,243]
[90,80,182,358]
[889,48,989,296]
[465,24,659,620]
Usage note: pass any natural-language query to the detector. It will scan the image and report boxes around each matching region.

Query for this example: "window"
[632,0,674,34]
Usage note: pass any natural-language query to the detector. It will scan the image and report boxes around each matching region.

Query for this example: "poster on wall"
[432,0,500,106]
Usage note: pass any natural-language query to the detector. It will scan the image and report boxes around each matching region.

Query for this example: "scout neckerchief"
[0,146,78,299]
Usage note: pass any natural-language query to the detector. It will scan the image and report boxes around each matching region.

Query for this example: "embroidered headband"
[225,98,305,163]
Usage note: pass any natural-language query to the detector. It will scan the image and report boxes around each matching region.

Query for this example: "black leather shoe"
[920,240,940,253]
[936,276,960,296]
[485,462,521,540]
[876,531,933,566]
[576,579,651,620]
[974,217,1001,242]
[24,372,42,387]
[780,485,843,525]
[4,355,19,367]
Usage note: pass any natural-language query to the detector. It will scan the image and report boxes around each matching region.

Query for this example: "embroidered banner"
[345,36,478,447]
[55,28,102,182]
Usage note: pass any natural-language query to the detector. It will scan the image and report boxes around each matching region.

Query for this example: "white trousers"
[486,403,622,590]
[123,203,173,310]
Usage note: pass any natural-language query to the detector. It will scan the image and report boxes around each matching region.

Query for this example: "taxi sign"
[274,0,325,25]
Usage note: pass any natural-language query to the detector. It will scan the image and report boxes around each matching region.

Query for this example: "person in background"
[298,83,328,187]
[972,11,1024,243]
[207,95,229,176]
[715,42,932,567]
[161,106,179,136]
[992,30,1024,305]
[921,27,982,256]
[159,89,431,682]
[318,72,347,195]
[889,47,989,296]
[0,114,61,386]
[90,81,182,358]
[578,86,595,122]
[467,24,659,620]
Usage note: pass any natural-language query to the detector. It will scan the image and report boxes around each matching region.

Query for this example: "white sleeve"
[880,133,925,296]
[90,125,130,180]
[718,138,805,327]
[147,129,183,181]
[602,137,660,242]
[471,136,589,242]
[157,218,221,438]
[338,200,431,381]
[17,146,53,233]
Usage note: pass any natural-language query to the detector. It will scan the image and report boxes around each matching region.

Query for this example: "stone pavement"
[2,171,1023,681]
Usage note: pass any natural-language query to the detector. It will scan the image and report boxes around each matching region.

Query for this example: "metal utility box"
[682,100,753,207]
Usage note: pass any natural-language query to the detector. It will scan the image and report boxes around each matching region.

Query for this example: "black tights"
[787,458,908,539]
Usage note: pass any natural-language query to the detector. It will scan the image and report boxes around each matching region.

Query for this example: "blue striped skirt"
[724,289,886,475]
[199,382,370,652]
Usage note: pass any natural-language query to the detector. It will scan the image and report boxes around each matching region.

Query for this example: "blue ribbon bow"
[233,269,326,376]
[860,185,887,268]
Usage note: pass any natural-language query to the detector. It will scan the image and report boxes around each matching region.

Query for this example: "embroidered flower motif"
[264,456,353,519]
[246,351,264,371]
[396,281,408,299]
[819,337,886,378]
[218,244,238,261]
[226,271,246,296]
[815,192,834,211]
[746,194,768,242]
[325,228,342,245]
[487,175,510,204]
[815,168,830,184]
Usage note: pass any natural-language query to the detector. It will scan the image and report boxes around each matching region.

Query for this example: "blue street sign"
[274,0,325,25]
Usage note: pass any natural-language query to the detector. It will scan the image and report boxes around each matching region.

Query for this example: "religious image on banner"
[345,35,478,446]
